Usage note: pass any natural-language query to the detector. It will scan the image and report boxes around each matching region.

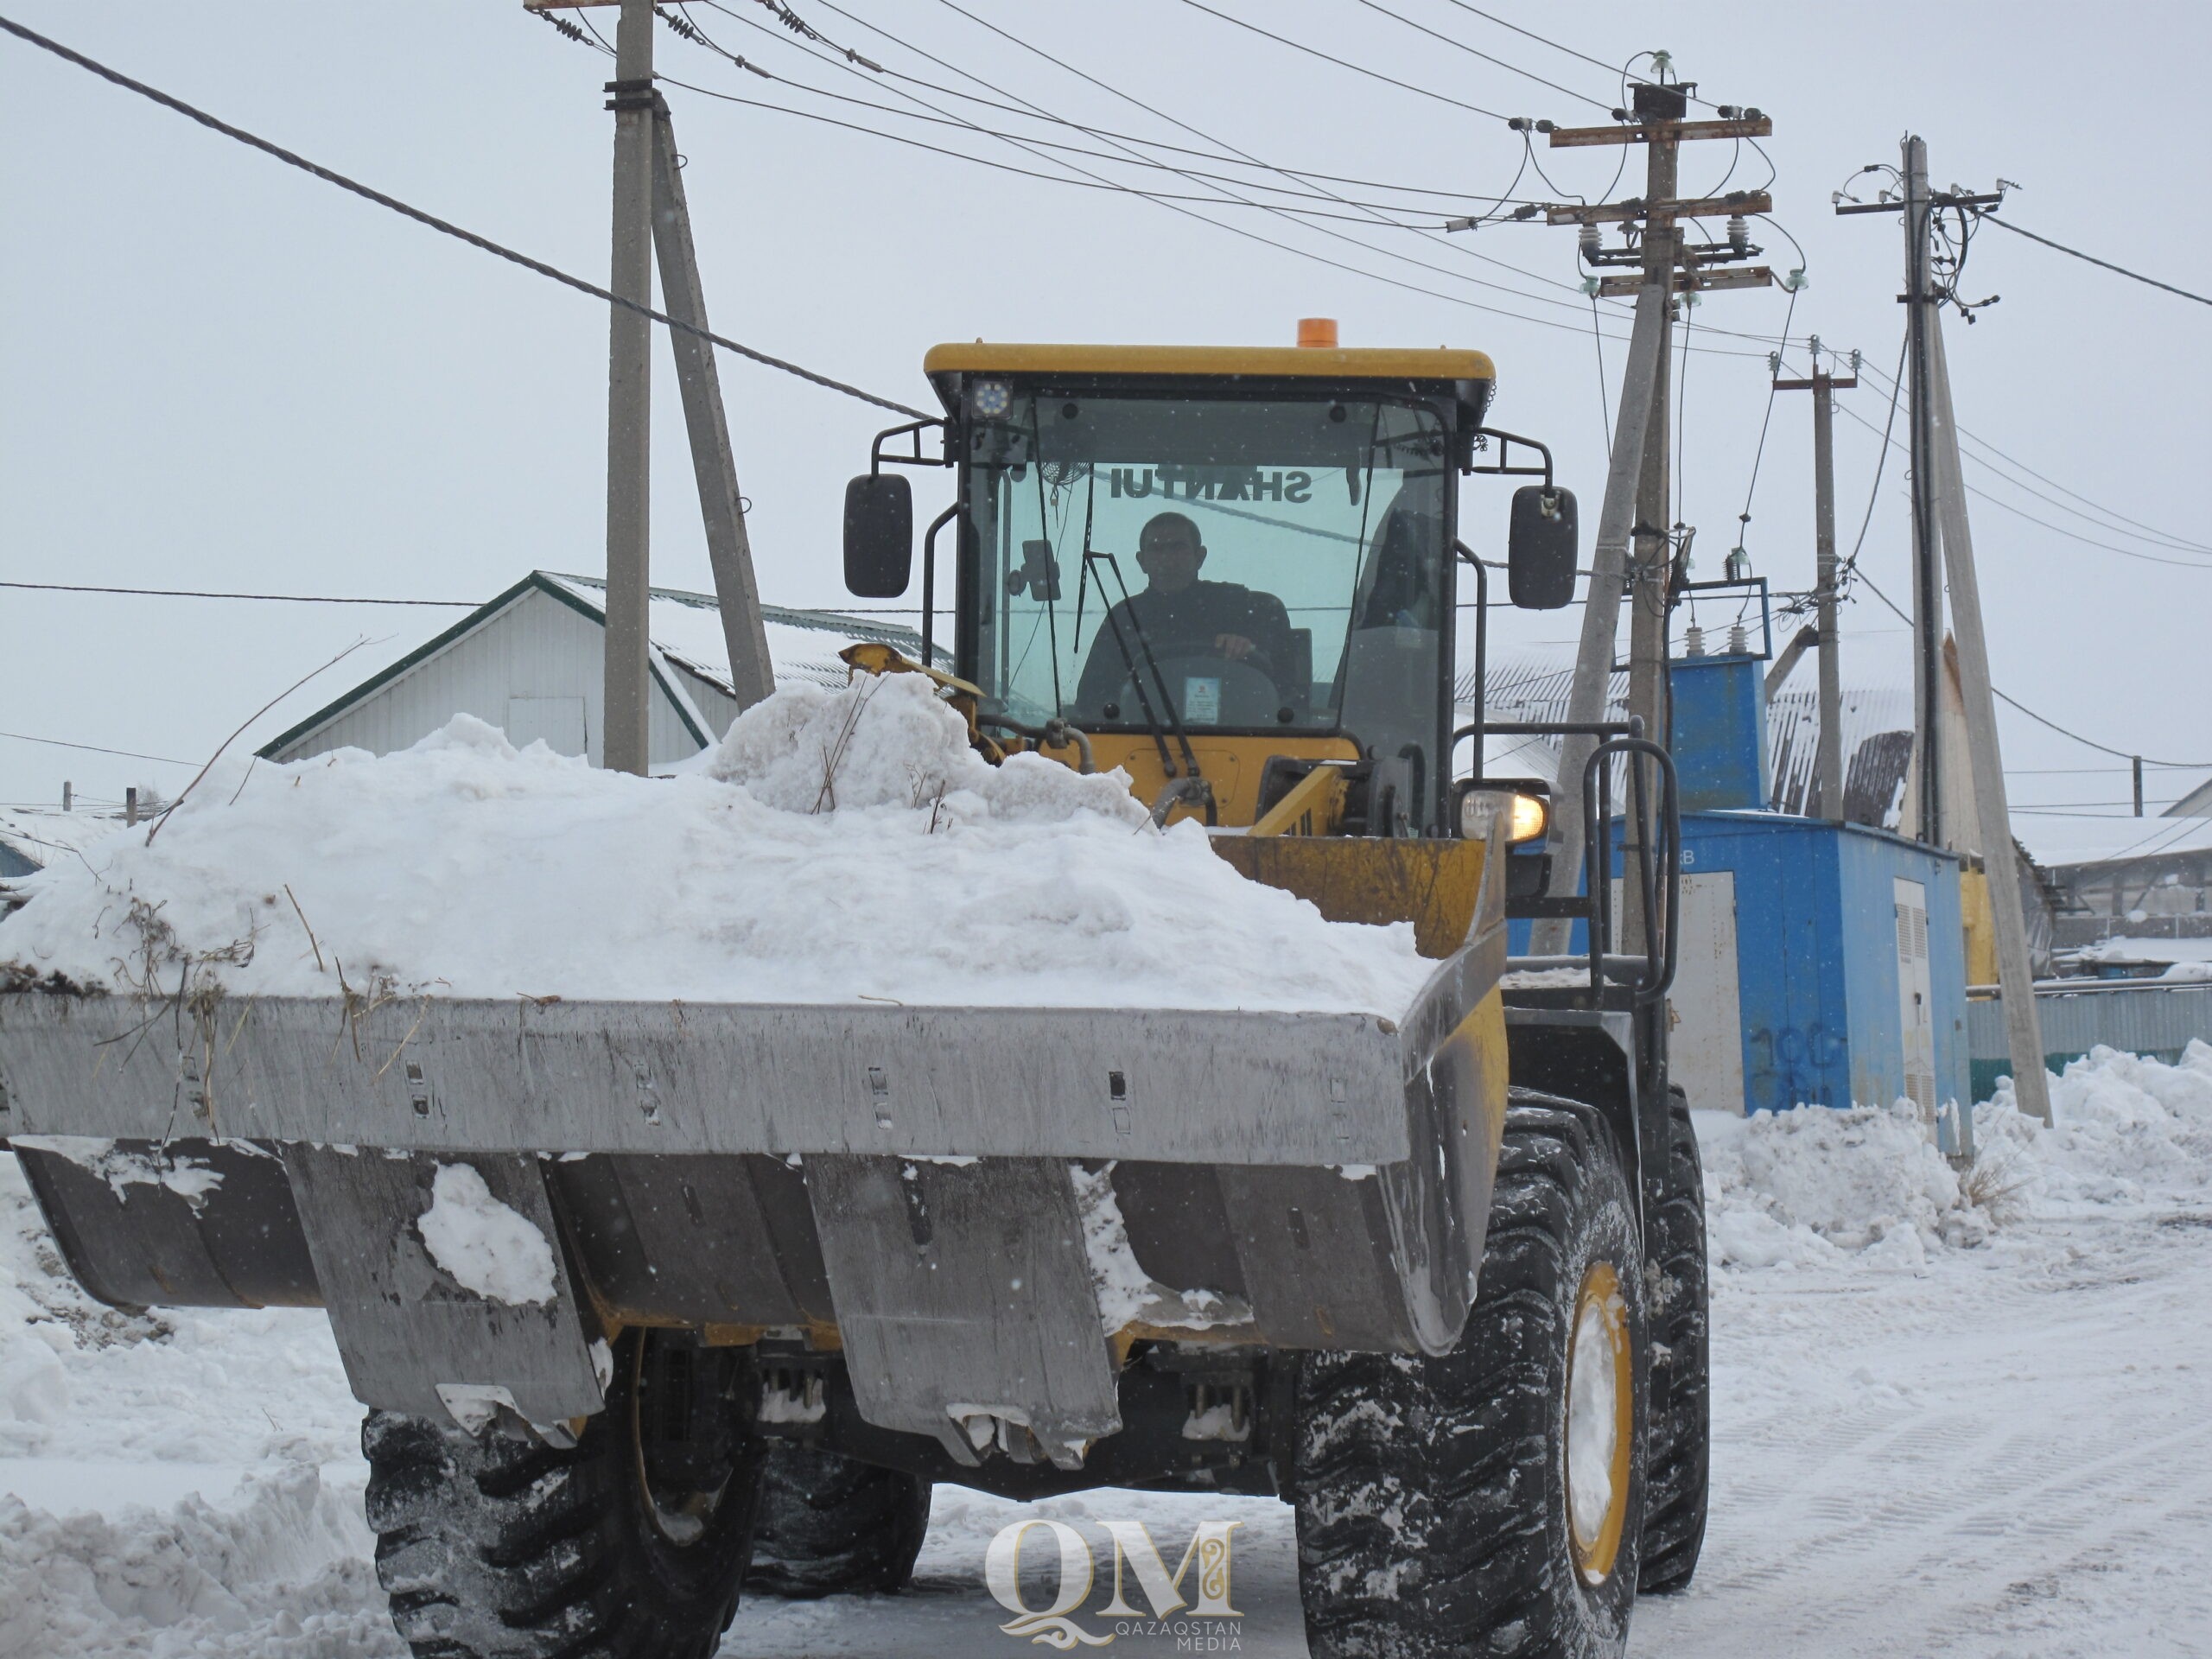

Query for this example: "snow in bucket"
[0,676,1431,1016]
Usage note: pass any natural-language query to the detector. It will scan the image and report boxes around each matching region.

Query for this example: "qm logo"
[984,1518,1244,1649]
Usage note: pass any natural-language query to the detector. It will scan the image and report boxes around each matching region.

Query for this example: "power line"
[655,73,1474,226]
[664,18,1479,222]
[1855,356,2211,555]
[699,0,1800,357]
[1170,0,1512,120]
[1836,333,1910,589]
[0,578,474,606]
[1991,689,2212,771]
[894,0,1600,305]
[1847,568,2212,771]
[771,0,1784,358]
[1350,0,1612,111]
[0,13,928,420]
[728,0,1665,337]
[1833,399,2212,570]
[685,1,1539,209]
[1729,283,1801,563]
[1428,0,1632,82]
[1978,213,2212,308]
[0,728,195,766]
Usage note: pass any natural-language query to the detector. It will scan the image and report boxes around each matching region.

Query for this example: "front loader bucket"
[0,922,1508,1462]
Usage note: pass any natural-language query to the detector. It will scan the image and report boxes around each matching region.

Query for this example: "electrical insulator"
[1579,222,1600,263]
[1726,214,1749,256]
[1683,625,1707,658]
[1726,623,1750,655]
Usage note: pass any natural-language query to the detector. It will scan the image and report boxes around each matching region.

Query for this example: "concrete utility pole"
[1773,343,1859,820]
[602,0,657,775]
[1839,144,2046,1128]
[1900,137,1942,845]
[1529,86,1780,957]
[537,0,779,751]
[1530,287,1669,957]
[650,101,775,709]
[1926,320,2052,1126]
[1624,88,1681,887]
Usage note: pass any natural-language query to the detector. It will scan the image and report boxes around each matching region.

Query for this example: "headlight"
[1458,785,1548,845]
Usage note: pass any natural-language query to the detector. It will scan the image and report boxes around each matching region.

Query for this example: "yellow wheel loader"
[0,338,1708,1658]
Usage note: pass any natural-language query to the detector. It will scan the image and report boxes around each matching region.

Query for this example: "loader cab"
[846,339,1579,834]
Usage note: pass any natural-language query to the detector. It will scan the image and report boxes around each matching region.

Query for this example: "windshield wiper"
[1084,547,1202,787]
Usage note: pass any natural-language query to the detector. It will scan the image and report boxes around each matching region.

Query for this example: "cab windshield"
[966,391,1450,754]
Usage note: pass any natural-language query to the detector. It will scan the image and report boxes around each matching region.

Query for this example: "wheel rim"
[1564,1259,1634,1585]
[629,1333,738,1548]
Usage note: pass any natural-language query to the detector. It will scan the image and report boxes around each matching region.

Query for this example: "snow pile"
[0,1230,73,1430]
[1704,1044,2212,1272]
[0,1458,396,1659]
[1976,1039,2212,1214]
[416,1164,557,1307]
[1702,1102,1983,1273]
[0,675,1432,1014]
[1,1154,391,1655]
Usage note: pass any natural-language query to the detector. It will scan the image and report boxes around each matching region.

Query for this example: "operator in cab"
[1076,511,1296,715]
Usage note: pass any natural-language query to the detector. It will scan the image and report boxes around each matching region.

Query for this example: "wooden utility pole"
[602,0,657,775]
[1839,145,2048,1128]
[1529,87,1777,957]
[1772,342,1858,820]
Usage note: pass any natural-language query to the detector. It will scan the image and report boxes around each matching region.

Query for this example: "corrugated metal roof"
[1460,655,1915,828]
[537,572,936,696]
[2018,810,2212,871]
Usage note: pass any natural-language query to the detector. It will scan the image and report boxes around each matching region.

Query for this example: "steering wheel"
[1118,649,1283,728]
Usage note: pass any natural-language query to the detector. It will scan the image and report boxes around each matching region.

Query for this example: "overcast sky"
[3,0,2205,848]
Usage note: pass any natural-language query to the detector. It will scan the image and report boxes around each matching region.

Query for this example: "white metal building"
[260,572,926,768]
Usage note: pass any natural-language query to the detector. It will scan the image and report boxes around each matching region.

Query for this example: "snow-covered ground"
[3,1044,2209,1657]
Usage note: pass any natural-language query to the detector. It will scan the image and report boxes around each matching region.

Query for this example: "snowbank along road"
[2,1042,2206,1657]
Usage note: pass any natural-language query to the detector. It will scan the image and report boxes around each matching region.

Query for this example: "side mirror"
[843,474,914,598]
[1507,485,1578,609]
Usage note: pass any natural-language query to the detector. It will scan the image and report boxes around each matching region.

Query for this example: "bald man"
[1076,512,1296,715]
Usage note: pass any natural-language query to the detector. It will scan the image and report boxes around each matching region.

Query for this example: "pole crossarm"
[1771,376,1859,391]
[1548,115,1771,147]
[1593,266,1774,298]
[1834,191,2005,216]
[1546,190,1770,226]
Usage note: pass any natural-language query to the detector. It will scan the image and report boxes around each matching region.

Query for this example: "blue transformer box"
[1500,632,1971,1122]
[1669,655,1769,811]
[1671,812,1970,1118]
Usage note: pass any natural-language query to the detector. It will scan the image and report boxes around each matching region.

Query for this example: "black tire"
[1637,1084,1710,1595]
[1293,1090,1649,1659]
[744,1444,931,1598]
[365,1330,764,1658]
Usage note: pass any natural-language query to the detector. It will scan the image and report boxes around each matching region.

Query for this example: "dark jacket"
[1076,580,1294,711]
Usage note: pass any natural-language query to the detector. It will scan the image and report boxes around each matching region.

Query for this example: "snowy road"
[729,1182,2212,1659]
[3,1047,2208,1657]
